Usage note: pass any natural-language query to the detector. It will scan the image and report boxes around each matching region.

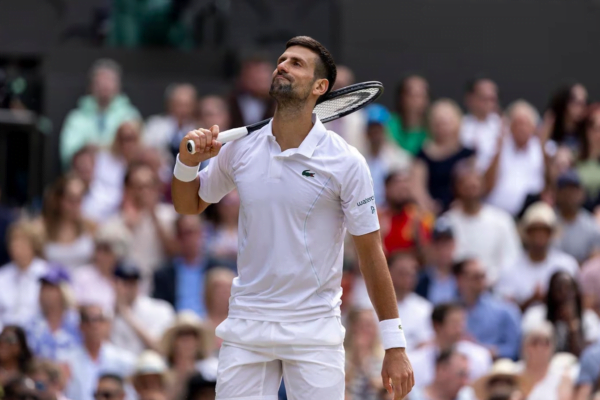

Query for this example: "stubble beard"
[269,77,310,113]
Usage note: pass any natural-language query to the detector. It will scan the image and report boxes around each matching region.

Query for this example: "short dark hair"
[431,303,464,325]
[465,75,495,94]
[452,258,477,277]
[286,36,336,96]
[435,347,457,366]
[387,251,418,269]
[98,373,125,389]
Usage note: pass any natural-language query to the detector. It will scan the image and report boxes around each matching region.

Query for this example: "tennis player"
[172,36,413,400]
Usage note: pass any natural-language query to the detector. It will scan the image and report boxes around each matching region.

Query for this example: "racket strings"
[314,87,381,123]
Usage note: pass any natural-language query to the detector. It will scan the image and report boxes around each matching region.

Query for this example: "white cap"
[521,202,556,230]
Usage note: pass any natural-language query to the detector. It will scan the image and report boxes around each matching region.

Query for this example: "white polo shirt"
[199,114,380,323]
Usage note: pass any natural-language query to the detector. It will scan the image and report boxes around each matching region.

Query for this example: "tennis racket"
[186,81,384,154]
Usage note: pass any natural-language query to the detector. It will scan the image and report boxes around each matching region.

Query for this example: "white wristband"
[173,154,200,182]
[379,318,407,350]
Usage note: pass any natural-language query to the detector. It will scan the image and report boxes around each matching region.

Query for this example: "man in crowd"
[131,351,169,400]
[93,374,127,400]
[197,95,231,133]
[496,202,579,311]
[575,339,600,400]
[60,59,140,166]
[445,160,521,286]
[410,349,474,400]
[111,264,175,356]
[453,259,521,359]
[554,169,600,264]
[460,77,501,171]
[409,303,492,388]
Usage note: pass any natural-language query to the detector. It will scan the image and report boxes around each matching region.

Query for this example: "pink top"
[72,265,115,311]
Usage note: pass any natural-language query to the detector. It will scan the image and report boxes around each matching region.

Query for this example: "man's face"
[366,123,386,149]
[457,260,486,299]
[80,306,109,343]
[133,374,164,395]
[433,238,456,267]
[389,255,418,294]
[94,377,125,400]
[177,215,203,254]
[439,355,470,397]
[510,110,535,147]
[116,122,141,161]
[240,61,273,98]
[556,185,584,212]
[385,174,413,207]
[169,86,196,122]
[437,309,465,345]
[467,80,498,118]
[455,171,483,201]
[129,167,158,207]
[91,68,120,104]
[39,284,63,313]
[115,278,139,305]
[525,224,552,253]
[198,96,230,130]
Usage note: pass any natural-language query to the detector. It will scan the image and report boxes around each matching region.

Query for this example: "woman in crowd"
[546,82,589,152]
[41,174,95,272]
[386,75,430,156]
[204,191,240,266]
[576,103,600,210]
[0,326,34,386]
[521,271,600,357]
[414,99,475,213]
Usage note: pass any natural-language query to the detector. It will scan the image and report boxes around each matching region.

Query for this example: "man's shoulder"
[406,293,433,314]
[548,249,579,271]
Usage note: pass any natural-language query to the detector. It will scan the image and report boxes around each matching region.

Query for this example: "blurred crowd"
[1,55,600,400]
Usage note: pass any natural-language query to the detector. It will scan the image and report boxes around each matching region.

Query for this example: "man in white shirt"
[496,202,579,311]
[445,160,521,285]
[460,77,501,171]
[172,36,414,400]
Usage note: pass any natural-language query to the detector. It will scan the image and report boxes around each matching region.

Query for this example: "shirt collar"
[267,113,327,159]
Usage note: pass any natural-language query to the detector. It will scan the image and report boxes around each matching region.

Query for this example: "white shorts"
[215,317,346,400]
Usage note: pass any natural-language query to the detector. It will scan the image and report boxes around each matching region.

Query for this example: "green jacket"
[60,94,140,167]
[386,113,428,156]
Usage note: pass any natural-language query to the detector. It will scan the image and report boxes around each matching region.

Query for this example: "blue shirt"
[175,258,207,317]
[461,292,521,360]
[577,340,600,389]
[25,309,81,361]
[421,267,457,305]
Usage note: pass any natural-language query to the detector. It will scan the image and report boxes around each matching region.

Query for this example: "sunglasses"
[94,390,123,399]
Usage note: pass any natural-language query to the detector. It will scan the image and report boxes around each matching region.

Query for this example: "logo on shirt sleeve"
[357,196,375,207]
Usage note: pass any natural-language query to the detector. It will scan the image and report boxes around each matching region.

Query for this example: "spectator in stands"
[161,312,216,399]
[111,264,175,355]
[0,220,48,326]
[379,170,434,256]
[386,75,430,155]
[60,59,140,167]
[580,255,600,316]
[197,95,231,133]
[363,104,411,205]
[26,267,80,361]
[554,169,600,264]
[228,54,275,127]
[82,121,143,222]
[28,359,72,400]
[472,359,520,400]
[144,83,197,159]
[0,326,34,386]
[184,373,217,400]
[485,101,548,217]
[388,252,434,350]
[546,82,588,151]
[453,259,521,360]
[575,338,600,400]
[416,218,457,305]
[203,267,235,343]
[131,351,169,400]
[496,202,579,311]
[409,303,492,387]
[0,188,18,266]
[576,104,600,210]
[105,162,177,293]
[72,223,130,310]
[64,304,135,400]
[3,375,47,400]
[41,174,95,272]
[445,160,521,285]
[517,322,574,400]
[408,349,473,400]
[522,271,599,356]
[415,99,475,213]
[344,308,386,400]
[93,374,126,400]
[460,77,502,172]
[204,191,239,267]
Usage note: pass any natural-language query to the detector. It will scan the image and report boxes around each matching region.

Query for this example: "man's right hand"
[178,125,222,166]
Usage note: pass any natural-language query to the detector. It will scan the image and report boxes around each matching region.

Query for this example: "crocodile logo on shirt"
[302,170,315,178]
[398,324,403,331]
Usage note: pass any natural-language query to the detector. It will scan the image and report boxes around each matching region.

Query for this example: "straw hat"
[472,358,520,400]
[160,311,214,363]
[132,350,168,378]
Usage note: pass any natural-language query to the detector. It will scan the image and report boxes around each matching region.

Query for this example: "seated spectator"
[379,171,434,257]
[554,170,600,264]
[344,308,386,400]
[517,322,575,400]
[104,162,177,293]
[204,268,235,336]
[416,218,457,305]
[575,338,600,400]
[546,82,588,152]
[153,215,217,317]
[60,59,140,167]
[409,303,492,387]
[161,312,217,400]
[26,268,80,361]
[228,54,275,127]
[453,259,521,360]
[386,75,430,156]
[197,95,231,134]
[408,349,475,400]
[40,174,95,272]
[184,373,217,400]
[73,223,131,310]
[580,255,600,316]
[0,326,34,386]
[0,220,48,326]
[363,104,411,205]
[82,121,144,222]
[485,101,547,217]
[576,104,600,210]
[445,160,521,285]
[497,202,578,311]
[460,77,502,172]
[472,359,520,400]
[415,99,475,213]
[204,191,239,267]
[389,252,434,350]
[3,375,47,400]
[522,271,600,356]
[131,351,169,400]
[64,305,135,400]
[28,359,72,400]
[111,264,175,356]
[93,374,126,400]
[0,188,18,266]
[143,83,197,160]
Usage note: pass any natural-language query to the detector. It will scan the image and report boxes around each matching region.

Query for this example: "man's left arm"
[352,231,414,400]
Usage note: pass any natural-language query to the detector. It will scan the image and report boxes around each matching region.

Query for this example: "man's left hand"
[381,347,414,399]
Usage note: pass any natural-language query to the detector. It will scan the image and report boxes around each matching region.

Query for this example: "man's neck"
[15,258,33,271]
[85,341,103,361]
[559,208,578,222]
[272,104,315,152]
[461,291,480,308]
[460,199,482,216]
[528,248,548,263]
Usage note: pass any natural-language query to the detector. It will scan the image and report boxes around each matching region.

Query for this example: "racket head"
[315,81,384,123]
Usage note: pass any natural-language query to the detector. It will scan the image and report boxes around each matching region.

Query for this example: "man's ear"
[313,78,329,97]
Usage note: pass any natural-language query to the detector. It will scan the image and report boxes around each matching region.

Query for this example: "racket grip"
[186,127,249,154]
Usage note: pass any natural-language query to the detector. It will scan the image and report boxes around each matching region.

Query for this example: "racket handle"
[186,127,250,154]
